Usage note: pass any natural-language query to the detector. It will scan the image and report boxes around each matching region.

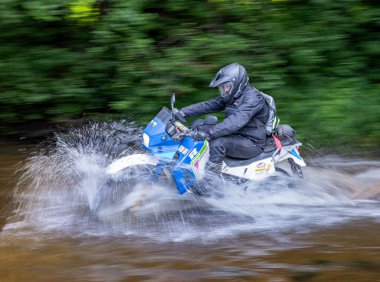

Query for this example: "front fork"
[151,161,165,181]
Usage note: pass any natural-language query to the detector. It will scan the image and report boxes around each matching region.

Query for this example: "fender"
[106,154,159,175]
[288,148,306,167]
[274,145,306,167]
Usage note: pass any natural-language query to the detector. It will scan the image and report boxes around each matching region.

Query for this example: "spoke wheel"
[92,164,159,216]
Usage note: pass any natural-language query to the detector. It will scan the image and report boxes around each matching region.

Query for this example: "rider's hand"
[173,130,187,141]
[193,130,210,141]
[172,108,186,123]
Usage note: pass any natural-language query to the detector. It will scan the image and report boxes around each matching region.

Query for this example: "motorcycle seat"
[263,136,298,152]
[223,151,274,167]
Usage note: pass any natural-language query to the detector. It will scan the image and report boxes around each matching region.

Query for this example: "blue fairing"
[173,137,207,194]
[141,107,208,194]
[142,107,179,160]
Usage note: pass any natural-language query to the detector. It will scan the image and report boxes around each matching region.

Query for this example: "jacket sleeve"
[209,92,263,139]
[181,96,226,118]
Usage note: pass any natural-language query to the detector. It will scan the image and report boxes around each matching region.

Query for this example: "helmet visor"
[218,81,234,98]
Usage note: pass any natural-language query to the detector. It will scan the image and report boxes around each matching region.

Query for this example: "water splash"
[4,121,380,242]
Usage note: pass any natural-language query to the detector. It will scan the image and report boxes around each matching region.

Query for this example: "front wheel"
[92,164,157,216]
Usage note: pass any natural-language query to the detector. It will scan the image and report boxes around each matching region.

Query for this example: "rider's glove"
[193,130,210,141]
[172,108,186,123]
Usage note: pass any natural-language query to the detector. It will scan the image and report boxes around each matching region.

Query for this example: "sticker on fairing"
[178,145,189,155]
[291,148,302,160]
[189,148,199,160]
[254,161,273,174]
[190,141,208,180]
[257,162,266,168]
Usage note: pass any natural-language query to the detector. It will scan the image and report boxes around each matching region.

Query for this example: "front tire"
[92,164,157,216]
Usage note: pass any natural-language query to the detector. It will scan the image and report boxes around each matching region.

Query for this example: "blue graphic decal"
[291,148,303,160]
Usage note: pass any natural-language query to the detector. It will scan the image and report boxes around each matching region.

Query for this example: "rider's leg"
[209,135,263,162]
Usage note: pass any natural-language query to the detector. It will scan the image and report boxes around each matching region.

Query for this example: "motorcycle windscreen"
[155,106,172,125]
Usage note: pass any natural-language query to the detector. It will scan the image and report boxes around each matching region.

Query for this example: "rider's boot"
[204,161,226,197]
[192,161,223,197]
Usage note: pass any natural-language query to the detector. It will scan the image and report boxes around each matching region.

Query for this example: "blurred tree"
[0,0,378,148]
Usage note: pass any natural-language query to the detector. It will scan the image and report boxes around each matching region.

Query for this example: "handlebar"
[168,110,206,141]
[172,108,186,124]
[169,95,208,142]
[174,121,190,133]
[166,119,196,141]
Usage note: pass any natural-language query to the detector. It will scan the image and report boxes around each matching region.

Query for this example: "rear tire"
[288,158,304,178]
[274,167,296,188]
[275,167,291,177]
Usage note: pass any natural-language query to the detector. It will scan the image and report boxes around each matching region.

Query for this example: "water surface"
[1,125,379,282]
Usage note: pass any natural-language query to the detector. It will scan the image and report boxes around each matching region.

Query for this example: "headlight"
[143,133,150,148]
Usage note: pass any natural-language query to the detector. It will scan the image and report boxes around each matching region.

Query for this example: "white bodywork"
[106,144,306,181]
[222,157,275,181]
[106,154,158,175]
[222,144,306,181]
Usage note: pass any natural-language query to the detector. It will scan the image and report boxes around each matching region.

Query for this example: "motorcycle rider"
[175,63,270,169]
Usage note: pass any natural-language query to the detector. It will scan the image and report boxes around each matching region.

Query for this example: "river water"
[0,123,379,282]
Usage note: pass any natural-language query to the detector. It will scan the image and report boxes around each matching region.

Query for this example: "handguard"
[172,108,186,124]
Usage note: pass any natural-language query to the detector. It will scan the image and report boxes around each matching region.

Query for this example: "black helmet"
[209,63,249,98]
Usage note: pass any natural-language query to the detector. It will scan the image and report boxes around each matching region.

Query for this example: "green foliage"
[0,0,378,148]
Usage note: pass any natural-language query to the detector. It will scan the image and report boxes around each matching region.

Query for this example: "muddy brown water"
[0,140,379,282]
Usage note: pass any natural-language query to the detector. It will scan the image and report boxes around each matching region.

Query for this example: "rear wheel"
[288,158,304,178]
[275,167,291,177]
[274,167,297,188]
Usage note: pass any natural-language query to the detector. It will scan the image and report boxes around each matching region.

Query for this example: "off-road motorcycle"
[105,94,306,196]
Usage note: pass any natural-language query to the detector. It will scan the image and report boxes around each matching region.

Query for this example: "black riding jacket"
[181,85,269,148]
